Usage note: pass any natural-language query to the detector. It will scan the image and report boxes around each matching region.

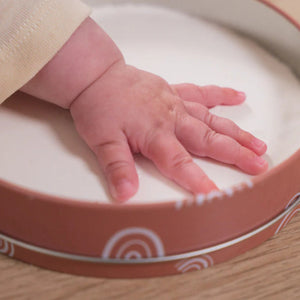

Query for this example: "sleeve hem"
[0,0,91,103]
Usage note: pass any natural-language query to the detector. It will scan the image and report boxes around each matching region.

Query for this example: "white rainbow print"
[175,255,214,273]
[175,180,254,210]
[0,238,14,257]
[275,193,300,235]
[102,227,165,259]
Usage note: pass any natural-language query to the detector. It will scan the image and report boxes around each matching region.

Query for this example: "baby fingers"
[142,133,218,194]
[176,116,268,175]
[184,101,267,156]
[172,83,246,108]
[92,135,138,202]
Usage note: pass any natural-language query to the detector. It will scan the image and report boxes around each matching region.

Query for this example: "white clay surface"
[0,4,299,204]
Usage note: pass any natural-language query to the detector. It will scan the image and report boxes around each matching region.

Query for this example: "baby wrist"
[21,17,124,109]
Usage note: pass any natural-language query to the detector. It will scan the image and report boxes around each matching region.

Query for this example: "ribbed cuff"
[0,0,91,103]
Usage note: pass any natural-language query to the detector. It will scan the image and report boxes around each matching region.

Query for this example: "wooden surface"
[0,213,300,300]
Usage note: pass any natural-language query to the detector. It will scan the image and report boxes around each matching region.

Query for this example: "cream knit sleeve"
[0,0,91,104]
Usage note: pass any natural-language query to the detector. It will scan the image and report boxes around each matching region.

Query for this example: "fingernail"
[253,138,265,148]
[255,156,267,167]
[202,178,219,193]
[112,180,134,202]
[237,91,246,100]
[252,138,267,152]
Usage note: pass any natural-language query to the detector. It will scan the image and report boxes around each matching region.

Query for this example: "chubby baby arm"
[21,17,268,202]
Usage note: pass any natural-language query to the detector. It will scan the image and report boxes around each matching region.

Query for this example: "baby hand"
[21,18,267,202]
[70,60,268,202]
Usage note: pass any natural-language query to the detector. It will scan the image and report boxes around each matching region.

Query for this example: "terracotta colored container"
[0,0,300,278]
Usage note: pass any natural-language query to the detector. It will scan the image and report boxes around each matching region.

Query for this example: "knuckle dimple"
[152,119,166,131]
[166,100,176,114]
[165,97,185,119]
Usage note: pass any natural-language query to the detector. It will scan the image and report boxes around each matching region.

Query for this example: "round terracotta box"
[1,0,300,278]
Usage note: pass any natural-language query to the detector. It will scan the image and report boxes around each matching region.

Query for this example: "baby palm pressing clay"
[0,4,299,203]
